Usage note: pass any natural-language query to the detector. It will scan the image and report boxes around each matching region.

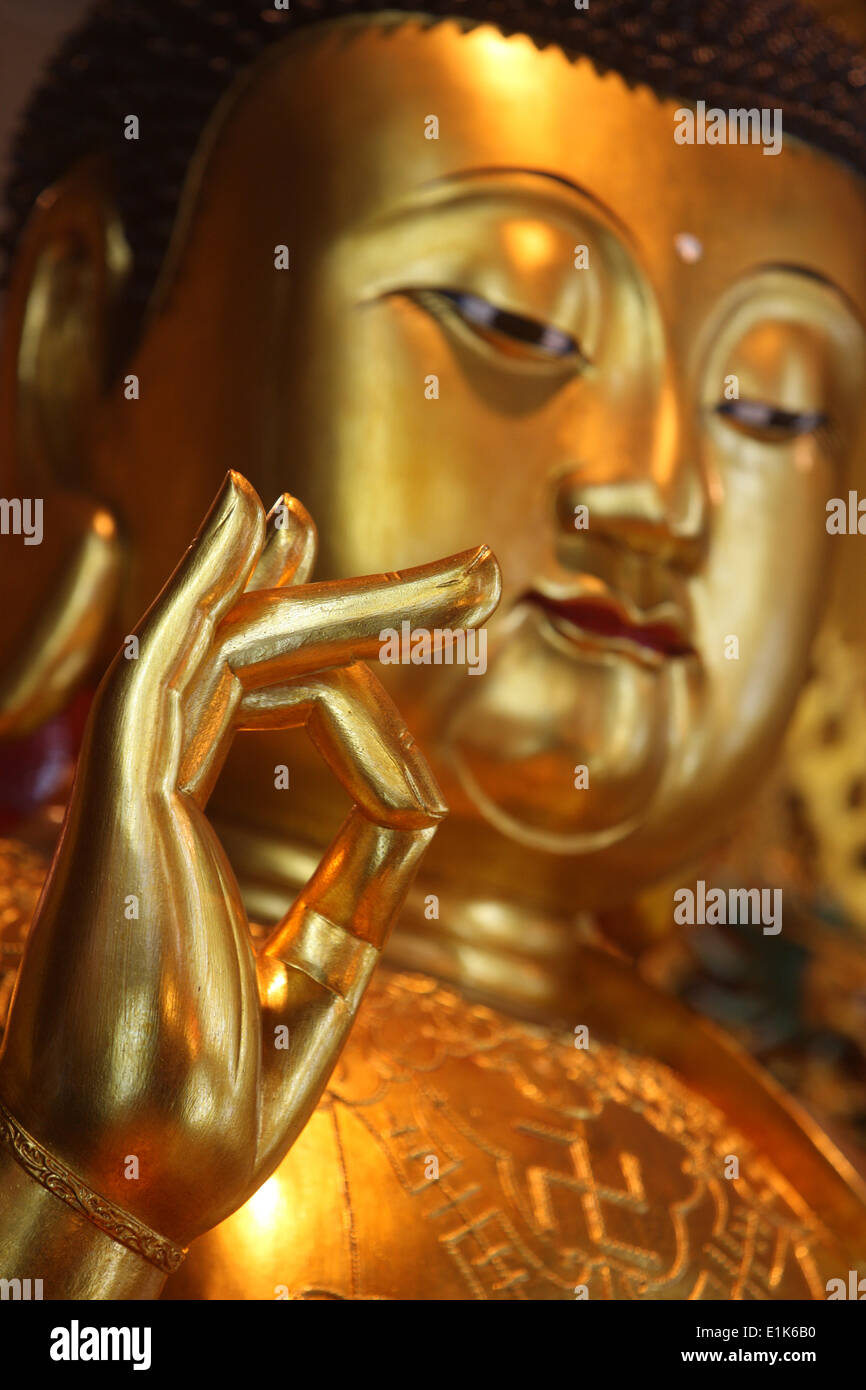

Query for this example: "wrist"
[0,1110,170,1300]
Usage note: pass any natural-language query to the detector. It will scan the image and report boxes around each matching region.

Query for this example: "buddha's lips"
[524,592,695,659]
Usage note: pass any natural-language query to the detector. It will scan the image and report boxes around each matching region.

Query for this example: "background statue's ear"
[0,156,128,737]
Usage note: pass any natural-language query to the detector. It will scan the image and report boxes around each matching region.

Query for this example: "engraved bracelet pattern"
[0,1097,185,1274]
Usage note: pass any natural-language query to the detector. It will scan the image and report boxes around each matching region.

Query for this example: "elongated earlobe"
[0,157,129,735]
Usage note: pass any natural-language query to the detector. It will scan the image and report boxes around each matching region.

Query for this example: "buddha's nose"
[551,384,711,575]
[553,475,707,574]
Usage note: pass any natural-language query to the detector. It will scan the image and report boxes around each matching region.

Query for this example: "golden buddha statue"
[1,0,866,1301]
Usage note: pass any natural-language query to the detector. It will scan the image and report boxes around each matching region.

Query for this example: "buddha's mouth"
[523,587,696,663]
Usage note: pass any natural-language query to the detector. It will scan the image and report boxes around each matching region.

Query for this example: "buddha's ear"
[0,154,131,493]
[0,157,127,737]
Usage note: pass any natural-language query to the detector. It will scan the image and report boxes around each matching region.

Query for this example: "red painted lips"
[525,591,695,659]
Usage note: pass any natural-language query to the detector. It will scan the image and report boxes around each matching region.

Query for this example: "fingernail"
[196,471,238,544]
[399,728,449,819]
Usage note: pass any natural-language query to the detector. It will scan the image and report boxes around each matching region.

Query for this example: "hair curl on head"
[3,0,864,350]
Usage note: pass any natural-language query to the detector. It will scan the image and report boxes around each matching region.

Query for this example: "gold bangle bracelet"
[0,1097,186,1274]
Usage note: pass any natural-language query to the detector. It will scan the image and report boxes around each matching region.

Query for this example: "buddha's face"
[17,18,866,904]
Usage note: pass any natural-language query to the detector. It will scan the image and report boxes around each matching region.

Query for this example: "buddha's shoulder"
[167,968,853,1301]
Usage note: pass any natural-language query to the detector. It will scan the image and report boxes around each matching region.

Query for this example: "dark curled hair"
[3,0,865,351]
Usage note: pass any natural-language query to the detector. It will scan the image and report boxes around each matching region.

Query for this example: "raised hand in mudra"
[0,471,499,1296]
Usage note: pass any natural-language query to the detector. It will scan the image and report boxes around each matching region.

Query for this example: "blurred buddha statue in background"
[1,0,866,1299]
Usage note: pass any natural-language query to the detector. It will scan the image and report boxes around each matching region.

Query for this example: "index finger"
[216,545,501,691]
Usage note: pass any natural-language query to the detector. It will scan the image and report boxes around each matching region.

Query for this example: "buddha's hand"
[0,471,500,1249]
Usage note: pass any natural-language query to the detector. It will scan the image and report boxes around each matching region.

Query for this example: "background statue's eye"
[412,288,585,365]
[715,398,828,443]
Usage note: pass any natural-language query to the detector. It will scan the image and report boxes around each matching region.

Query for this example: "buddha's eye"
[410,288,586,366]
[715,398,828,443]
